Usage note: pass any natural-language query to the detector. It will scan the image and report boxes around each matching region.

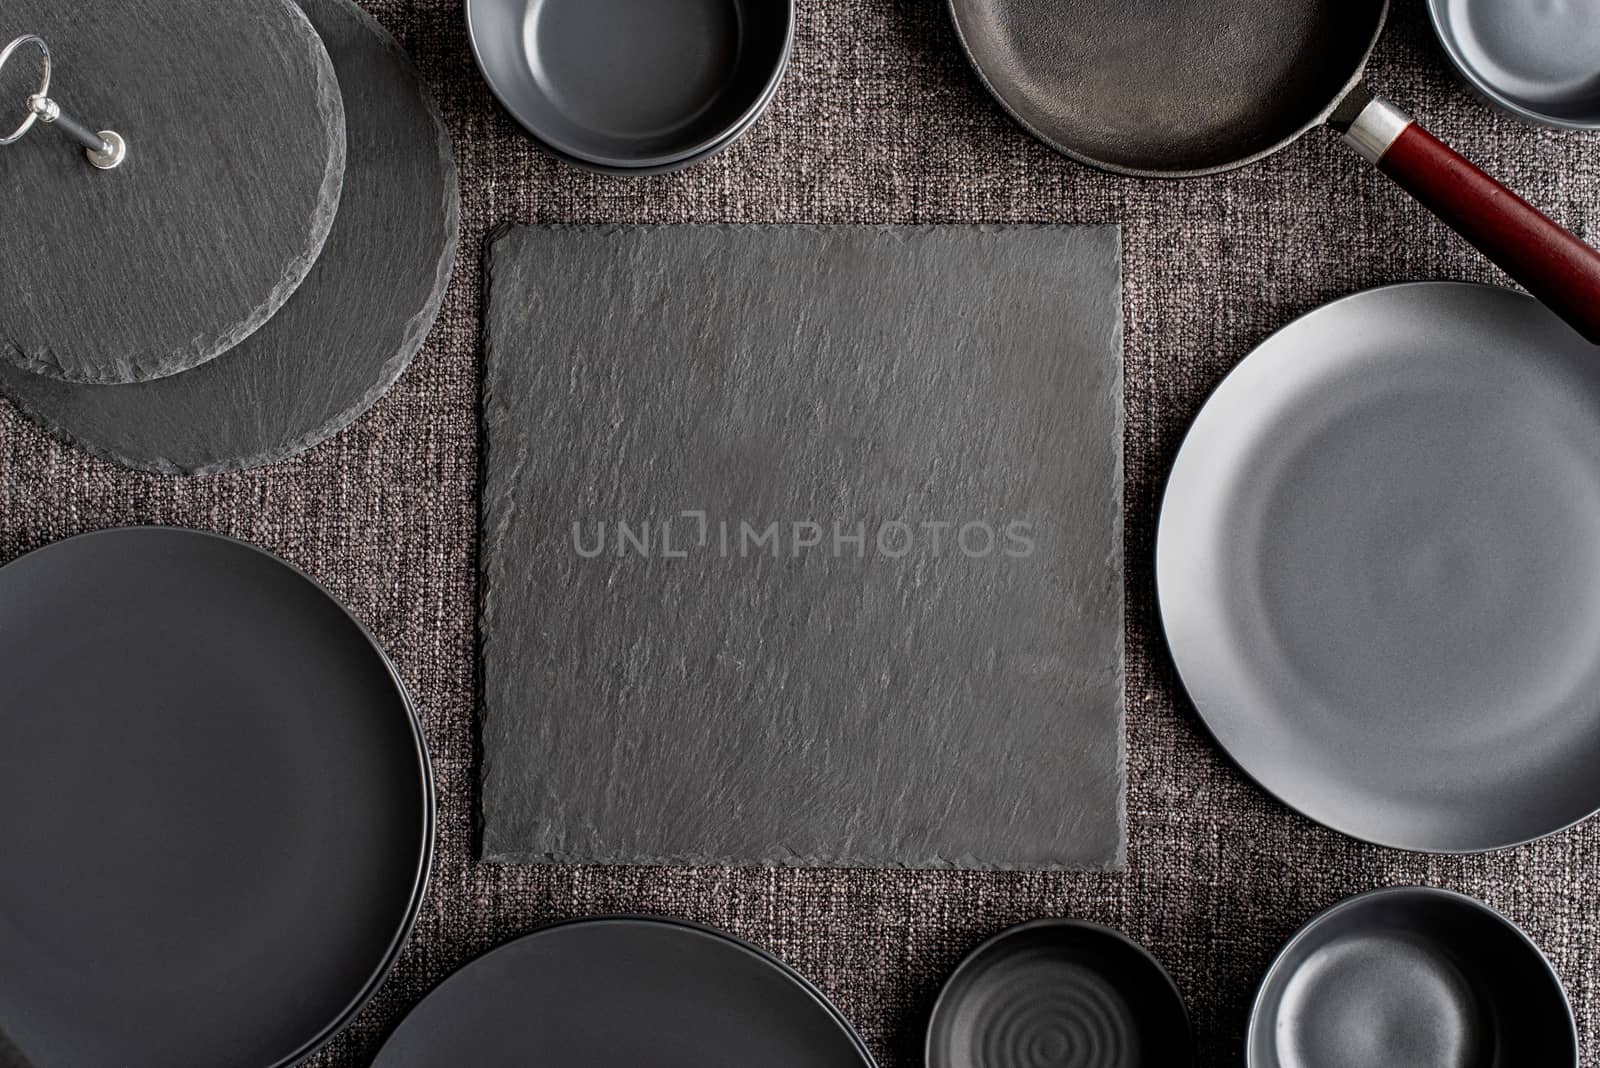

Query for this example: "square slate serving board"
[480,224,1124,869]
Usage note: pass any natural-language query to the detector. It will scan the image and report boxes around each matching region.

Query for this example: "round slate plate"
[1158,282,1600,852]
[1430,0,1600,129]
[466,0,793,172]
[927,920,1193,1068]
[370,916,876,1067]
[1248,887,1576,1067]
[0,0,459,474]
[0,0,345,384]
[0,527,434,1068]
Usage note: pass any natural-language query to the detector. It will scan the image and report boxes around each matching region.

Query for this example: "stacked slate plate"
[0,0,458,474]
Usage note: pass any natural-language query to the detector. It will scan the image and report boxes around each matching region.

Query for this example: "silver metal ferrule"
[1343,96,1414,165]
[27,93,59,123]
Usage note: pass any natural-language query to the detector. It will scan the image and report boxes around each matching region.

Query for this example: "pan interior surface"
[1157,283,1600,852]
[1433,0,1600,127]
[467,0,792,168]
[948,0,1386,174]
[1249,889,1576,1067]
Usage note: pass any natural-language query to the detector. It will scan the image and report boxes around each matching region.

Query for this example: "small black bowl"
[927,919,1194,1068]
[1249,887,1577,1068]
[466,0,794,174]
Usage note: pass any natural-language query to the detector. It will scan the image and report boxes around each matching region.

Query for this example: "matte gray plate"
[0,527,434,1068]
[1158,282,1600,853]
[927,920,1193,1068]
[0,0,345,384]
[1430,0,1600,128]
[370,916,875,1067]
[466,0,793,171]
[1249,888,1576,1067]
[479,224,1125,870]
[0,0,459,475]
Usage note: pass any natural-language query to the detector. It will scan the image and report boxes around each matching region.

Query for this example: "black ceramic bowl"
[466,0,794,173]
[927,919,1194,1068]
[1249,887,1577,1068]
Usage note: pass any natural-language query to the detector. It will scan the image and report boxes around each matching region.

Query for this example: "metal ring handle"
[0,34,125,169]
[0,34,50,145]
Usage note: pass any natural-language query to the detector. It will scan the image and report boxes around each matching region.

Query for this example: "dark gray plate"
[927,919,1193,1068]
[1249,887,1576,1067]
[1157,282,1600,853]
[370,916,875,1067]
[465,0,793,172]
[1430,0,1600,129]
[0,527,434,1067]
[0,0,459,475]
[0,0,345,384]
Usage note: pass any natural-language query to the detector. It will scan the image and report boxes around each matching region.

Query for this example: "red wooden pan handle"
[1344,96,1600,344]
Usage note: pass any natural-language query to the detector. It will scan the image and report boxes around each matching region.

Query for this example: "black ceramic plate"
[927,920,1193,1068]
[465,0,793,172]
[1249,887,1577,1067]
[0,527,434,1067]
[1158,282,1600,852]
[371,916,875,1067]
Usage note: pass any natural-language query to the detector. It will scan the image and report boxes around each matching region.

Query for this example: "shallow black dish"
[466,0,793,172]
[0,527,434,1067]
[927,919,1193,1068]
[1249,887,1577,1067]
[370,915,875,1067]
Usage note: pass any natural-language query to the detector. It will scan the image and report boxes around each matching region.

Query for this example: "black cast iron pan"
[948,0,1600,344]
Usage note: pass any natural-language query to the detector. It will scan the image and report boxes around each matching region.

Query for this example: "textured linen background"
[1,1,1596,1064]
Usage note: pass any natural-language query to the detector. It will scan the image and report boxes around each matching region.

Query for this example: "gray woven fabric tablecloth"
[2,1,1597,1064]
